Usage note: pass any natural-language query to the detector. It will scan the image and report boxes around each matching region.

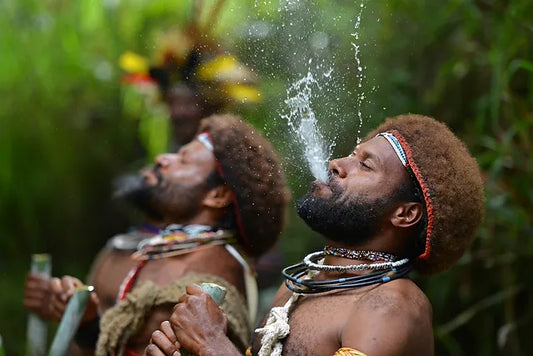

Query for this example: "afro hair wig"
[366,114,485,274]
[199,114,290,258]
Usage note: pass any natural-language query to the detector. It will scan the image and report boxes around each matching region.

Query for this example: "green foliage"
[366,1,533,355]
[1,0,531,355]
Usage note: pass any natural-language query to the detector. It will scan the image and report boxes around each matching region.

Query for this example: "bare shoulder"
[342,279,434,356]
[358,278,432,315]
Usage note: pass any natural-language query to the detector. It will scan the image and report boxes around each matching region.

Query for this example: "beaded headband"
[197,132,214,151]
[377,130,435,262]
[377,132,408,167]
[197,131,250,252]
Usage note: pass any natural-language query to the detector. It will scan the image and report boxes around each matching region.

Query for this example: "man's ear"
[202,184,233,209]
[390,202,423,228]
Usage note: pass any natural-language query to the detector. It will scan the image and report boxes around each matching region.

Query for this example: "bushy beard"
[296,183,399,245]
[113,171,209,223]
[113,173,161,220]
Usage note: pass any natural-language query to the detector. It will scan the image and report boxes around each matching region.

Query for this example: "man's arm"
[340,286,434,356]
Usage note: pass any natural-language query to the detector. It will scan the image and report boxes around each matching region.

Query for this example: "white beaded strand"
[303,251,410,272]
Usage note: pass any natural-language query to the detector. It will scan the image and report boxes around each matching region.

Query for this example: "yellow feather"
[119,51,149,74]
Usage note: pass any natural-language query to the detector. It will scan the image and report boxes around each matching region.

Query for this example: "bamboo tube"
[26,253,52,356]
[0,334,6,356]
[47,285,94,356]
[200,282,227,305]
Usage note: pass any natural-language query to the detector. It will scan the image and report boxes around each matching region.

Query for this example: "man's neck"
[322,238,400,268]
[163,209,226,229]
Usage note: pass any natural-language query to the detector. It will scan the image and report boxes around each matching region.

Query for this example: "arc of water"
[281,70,333,183]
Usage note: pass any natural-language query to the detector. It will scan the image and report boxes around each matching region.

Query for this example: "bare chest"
[134,247,244,292]
[92,250,137,312]
[253,292,361,356]
[136,258,190,287]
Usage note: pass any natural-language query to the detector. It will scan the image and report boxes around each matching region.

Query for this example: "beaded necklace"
[132,224,236,261]
[323,246,398,262]
[117,224,236,301]
[282,249,411,294]
[304,251,409,272]
[257,248,412,355]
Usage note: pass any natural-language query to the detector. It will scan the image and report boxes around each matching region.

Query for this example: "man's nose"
[155,153,176,167]
[328,158,348,178]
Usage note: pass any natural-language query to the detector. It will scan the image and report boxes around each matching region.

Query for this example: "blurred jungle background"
[1,0,532,355]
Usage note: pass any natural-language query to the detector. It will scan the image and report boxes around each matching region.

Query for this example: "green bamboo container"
[26,253,52,356]
[47,285,94,356]
[0,334,6,356]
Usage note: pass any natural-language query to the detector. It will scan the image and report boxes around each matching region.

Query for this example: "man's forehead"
[180,139,215,159]
[354,136,405,169]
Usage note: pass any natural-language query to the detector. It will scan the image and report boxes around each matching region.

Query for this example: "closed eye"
[360,161,371,169]
[178,153,188,164]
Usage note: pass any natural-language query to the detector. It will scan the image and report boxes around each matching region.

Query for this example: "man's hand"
[170,284,229,355]
[48,275,99,324]
[145,285,241,356]
[145,284,239,356]
[24,273,53,319]
[144,321,180,356]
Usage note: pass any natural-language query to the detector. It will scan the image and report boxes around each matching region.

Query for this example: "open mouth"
[310,179,333,198]
[141,167,162,186]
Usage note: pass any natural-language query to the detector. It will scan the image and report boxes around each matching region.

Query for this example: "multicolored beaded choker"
[118,224,238,301]
[132,224,236,261]
[323,246,398,262]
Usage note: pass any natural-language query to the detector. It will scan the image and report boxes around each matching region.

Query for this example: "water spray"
[281,63,334,183]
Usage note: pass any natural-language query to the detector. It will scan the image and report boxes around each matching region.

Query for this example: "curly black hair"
[366,114,485,274]
[199,114,291,258]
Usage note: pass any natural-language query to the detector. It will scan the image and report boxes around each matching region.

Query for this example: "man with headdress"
[120,4,261,150]
[34,114,289,355]
[145,114,485,356]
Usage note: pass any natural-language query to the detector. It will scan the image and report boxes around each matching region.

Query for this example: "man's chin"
[296,193,322,225]
[296,201,329,237]
[296,189,394,246]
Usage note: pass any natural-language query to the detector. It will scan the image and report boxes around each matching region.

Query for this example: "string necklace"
[282,248,411,294]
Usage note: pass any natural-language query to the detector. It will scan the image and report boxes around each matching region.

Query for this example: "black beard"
[113,170,216,223]
[296,184,398,245]
[112,173,163,221]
